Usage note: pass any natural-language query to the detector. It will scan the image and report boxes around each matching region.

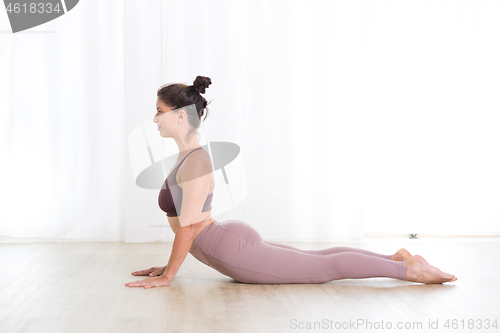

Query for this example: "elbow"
[178,224,197,240]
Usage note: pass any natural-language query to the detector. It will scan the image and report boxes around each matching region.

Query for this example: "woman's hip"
[189,219,262,266]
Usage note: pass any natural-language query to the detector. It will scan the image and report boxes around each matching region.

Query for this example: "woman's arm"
[162,223,198,281]
[124,225,197,288]
[163,154,213,281]
[125,152,211,289]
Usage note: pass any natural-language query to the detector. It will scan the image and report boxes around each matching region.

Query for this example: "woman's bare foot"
[391,248,412,261]
[405,255,458,284]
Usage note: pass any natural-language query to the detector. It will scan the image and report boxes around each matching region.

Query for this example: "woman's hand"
[125,275,171,289]
[131,266,166,277]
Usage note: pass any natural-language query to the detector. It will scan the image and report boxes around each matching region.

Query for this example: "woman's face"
[153,98,174,137]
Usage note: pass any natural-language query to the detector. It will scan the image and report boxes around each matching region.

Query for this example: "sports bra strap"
[175,147,203,171]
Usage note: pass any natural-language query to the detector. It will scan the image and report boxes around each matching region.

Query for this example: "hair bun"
[192,76,212,94]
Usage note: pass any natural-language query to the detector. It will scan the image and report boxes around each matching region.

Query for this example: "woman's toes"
[408,255,457,283]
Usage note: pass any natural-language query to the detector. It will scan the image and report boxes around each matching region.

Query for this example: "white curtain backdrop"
[1,0,499,243]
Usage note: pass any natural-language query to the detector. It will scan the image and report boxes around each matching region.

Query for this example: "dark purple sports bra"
[158,147,214,217]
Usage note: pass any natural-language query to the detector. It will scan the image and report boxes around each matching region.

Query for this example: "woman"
[125,76,458,289]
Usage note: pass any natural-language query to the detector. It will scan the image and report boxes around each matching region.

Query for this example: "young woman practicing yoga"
[125,76,458,289]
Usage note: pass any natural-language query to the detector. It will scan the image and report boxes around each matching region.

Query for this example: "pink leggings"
[189,220,407,284]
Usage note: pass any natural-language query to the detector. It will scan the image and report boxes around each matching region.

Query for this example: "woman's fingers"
[131,270,148,276]
[125,276,170,288]
[125,278,151,287]
[149,269,163,277]
[146,266,165,276]
[132,267,157,276]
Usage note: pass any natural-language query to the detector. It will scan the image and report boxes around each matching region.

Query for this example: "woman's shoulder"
[188,148,212,165]
[178,149,214,182]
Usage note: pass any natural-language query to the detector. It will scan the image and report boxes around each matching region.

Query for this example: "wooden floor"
[1,237,499,333]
